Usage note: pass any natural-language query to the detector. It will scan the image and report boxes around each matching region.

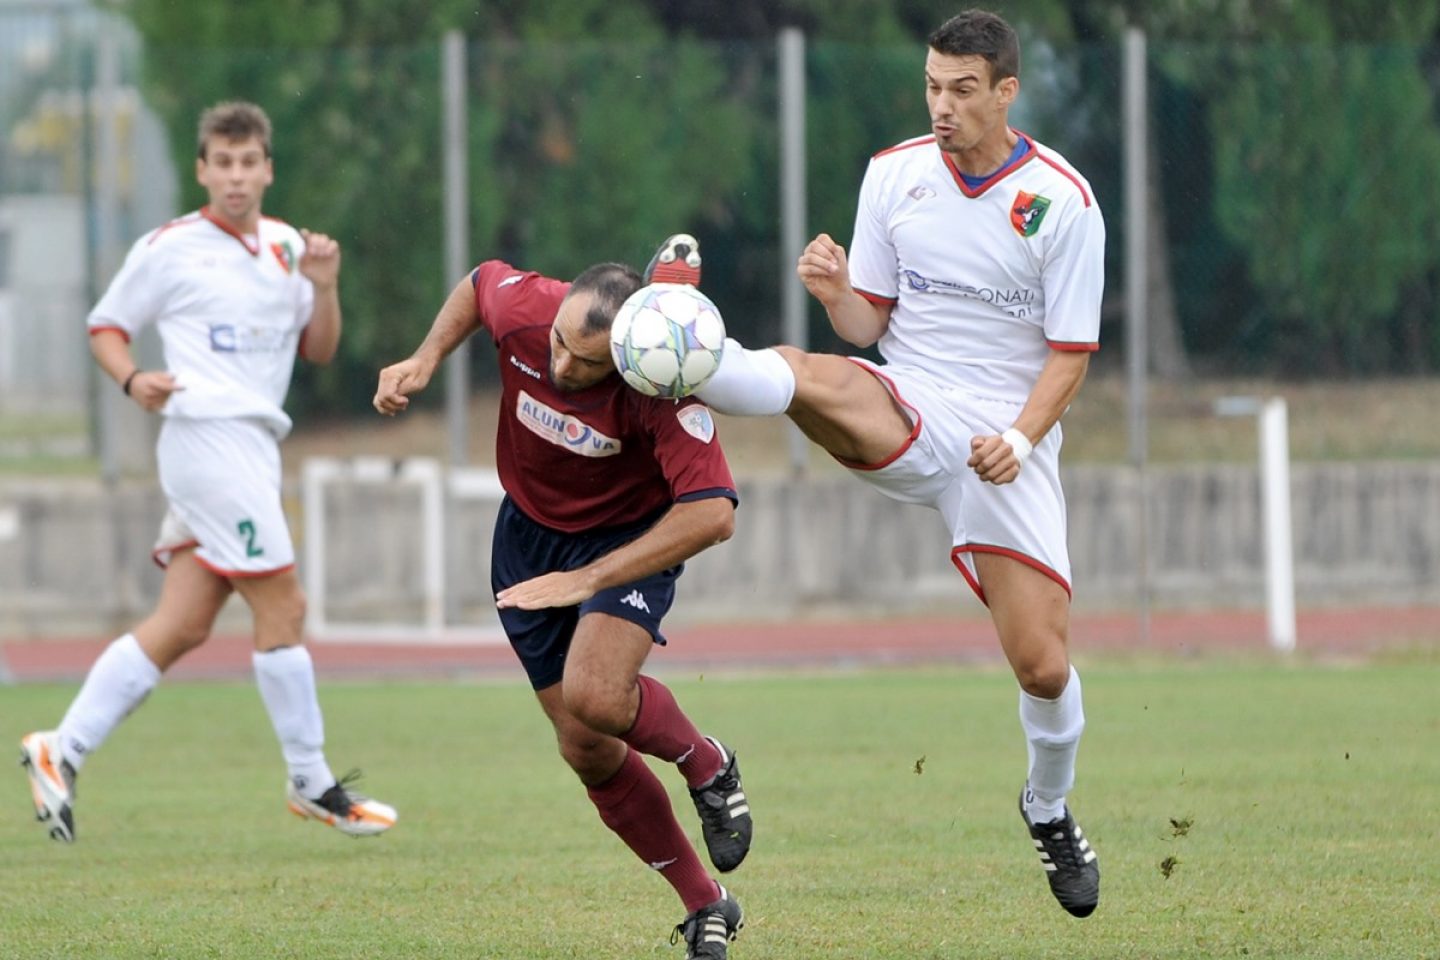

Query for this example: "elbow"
[708,502,737,545]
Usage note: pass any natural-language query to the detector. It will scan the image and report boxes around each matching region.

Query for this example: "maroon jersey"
[472,260,737,533]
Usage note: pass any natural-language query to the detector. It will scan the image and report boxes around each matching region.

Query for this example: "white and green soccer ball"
[609,283,726,399]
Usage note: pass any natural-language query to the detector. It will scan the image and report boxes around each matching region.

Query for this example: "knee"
[1014,650,1072,700]
[562,684,632,736]
[170,621,212,655]
[555,726,610,775]
[277,588,307,630]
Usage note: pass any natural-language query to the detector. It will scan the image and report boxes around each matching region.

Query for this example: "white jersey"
[88,208,316,439]
[848,131,1105,403]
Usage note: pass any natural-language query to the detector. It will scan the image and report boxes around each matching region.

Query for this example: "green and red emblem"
[270,241,297,273]
[1010,191,1051,237]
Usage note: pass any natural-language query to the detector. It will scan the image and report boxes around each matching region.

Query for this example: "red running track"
[3,606,1436,683]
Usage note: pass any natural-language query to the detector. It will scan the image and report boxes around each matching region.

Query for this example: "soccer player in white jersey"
[691,10,1103,917]
[19,101,395,842]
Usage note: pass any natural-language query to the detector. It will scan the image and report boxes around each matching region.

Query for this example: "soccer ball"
[609,283,726,399]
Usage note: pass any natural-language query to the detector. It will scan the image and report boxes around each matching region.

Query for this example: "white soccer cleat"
[19,730,77,843]
[286,770,396,837]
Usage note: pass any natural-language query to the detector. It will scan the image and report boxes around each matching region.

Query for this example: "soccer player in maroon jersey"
[373,237,747,959]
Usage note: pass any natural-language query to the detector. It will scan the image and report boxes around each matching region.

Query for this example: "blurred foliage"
[97,0,1440,419]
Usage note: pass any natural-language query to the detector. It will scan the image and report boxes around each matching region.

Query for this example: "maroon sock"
[586,748,719,912]
[621,675,723,787]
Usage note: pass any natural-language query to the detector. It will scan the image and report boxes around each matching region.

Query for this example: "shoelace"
[1041,820,1086,870]
[323,769,373,815]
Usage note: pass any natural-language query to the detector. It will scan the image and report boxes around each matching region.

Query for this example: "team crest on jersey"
[516,390,622,457]
[1010,191,1051,237]
[270,241,297,273]
[676,405,715,444]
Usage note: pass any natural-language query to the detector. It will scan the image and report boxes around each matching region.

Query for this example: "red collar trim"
[941,131,1037,198]
[200,206,261,255]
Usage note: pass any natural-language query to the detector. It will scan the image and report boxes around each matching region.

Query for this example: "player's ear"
[998,76,1019,108]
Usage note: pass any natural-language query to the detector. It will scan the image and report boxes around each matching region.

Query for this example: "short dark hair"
[197,101,273,159]
[928,9,1020,85]
[569,262,643,336]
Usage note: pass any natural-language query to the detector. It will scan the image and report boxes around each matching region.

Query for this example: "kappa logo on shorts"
[620,589,651,612]
[516,390,622,457]
[676,405,716,444]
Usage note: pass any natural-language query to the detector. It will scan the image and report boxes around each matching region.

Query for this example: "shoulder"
[1022,136,1097,211]
[260,216,305,245]
[474,259,569,336]
[871,133,937,163]
[142,210,208,251]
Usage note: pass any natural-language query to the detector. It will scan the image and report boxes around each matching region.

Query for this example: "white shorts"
[152,417,295,577]
[840,359,1071,603]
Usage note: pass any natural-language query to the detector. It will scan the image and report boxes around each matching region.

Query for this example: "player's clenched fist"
[373,357,434,416]
[796,233,852,306]
[298,229,341,289]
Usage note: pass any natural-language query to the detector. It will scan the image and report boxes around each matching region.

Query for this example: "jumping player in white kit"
[689,9,1104,918]
[19,101,395,842]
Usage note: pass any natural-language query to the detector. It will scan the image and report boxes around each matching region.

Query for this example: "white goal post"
[301,456,507,644]
[1214,396,1297,652]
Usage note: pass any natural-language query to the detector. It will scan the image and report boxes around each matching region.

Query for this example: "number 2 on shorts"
[237,518,264,557]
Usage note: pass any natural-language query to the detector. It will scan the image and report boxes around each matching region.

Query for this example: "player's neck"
[948,128,1019,179]
[205,205,262,237]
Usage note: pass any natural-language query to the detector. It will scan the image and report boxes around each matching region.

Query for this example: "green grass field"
[3,660,1438,959]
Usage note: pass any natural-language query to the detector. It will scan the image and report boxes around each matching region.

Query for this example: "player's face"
[196,135,273,231]
[925,51,1017,157]
[548,292,615,392]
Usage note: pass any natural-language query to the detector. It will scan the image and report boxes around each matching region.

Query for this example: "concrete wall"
[2,460,1438,638]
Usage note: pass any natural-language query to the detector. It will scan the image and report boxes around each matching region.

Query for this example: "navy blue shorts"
[491,496,680,690]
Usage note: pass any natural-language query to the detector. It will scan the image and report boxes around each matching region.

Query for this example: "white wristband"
[1001,428,1033,466]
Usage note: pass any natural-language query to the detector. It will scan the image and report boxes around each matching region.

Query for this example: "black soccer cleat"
[671,884,744,959]
[1019,786,1100,917]
[645,234,702,287]
[688,738,752,873]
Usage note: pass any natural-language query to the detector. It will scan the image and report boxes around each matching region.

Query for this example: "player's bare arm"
[495,497,736,611]
[297,228,342,364]
[373,275,481,415]
[89,328,181,414]
[968,350,1090,485]
[796,232,892,347]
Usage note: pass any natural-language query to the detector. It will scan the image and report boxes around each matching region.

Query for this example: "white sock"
[253,646,335,799]
[56,634,162,770]
[695,339,796,416]
[1019,665,1085,823]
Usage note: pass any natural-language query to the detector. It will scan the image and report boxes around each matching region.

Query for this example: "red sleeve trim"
[89,325,131,344]
[854,287,897,306]
[1046,340,1098,352]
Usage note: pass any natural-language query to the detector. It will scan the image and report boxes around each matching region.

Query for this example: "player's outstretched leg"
[286,769,397,837]
[1018,785,1099,917]
[645,234,702,286]
[670,884,744,960]
[19,731,77,843]
[687,737,752,873]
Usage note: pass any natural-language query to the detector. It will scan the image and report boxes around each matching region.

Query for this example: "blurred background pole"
[94,29,135,627]
[778,27,809,476]
[442,30,470,467]
[1123,26,1151,644]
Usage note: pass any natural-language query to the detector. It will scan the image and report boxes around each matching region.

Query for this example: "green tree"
[112,0,761,411]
